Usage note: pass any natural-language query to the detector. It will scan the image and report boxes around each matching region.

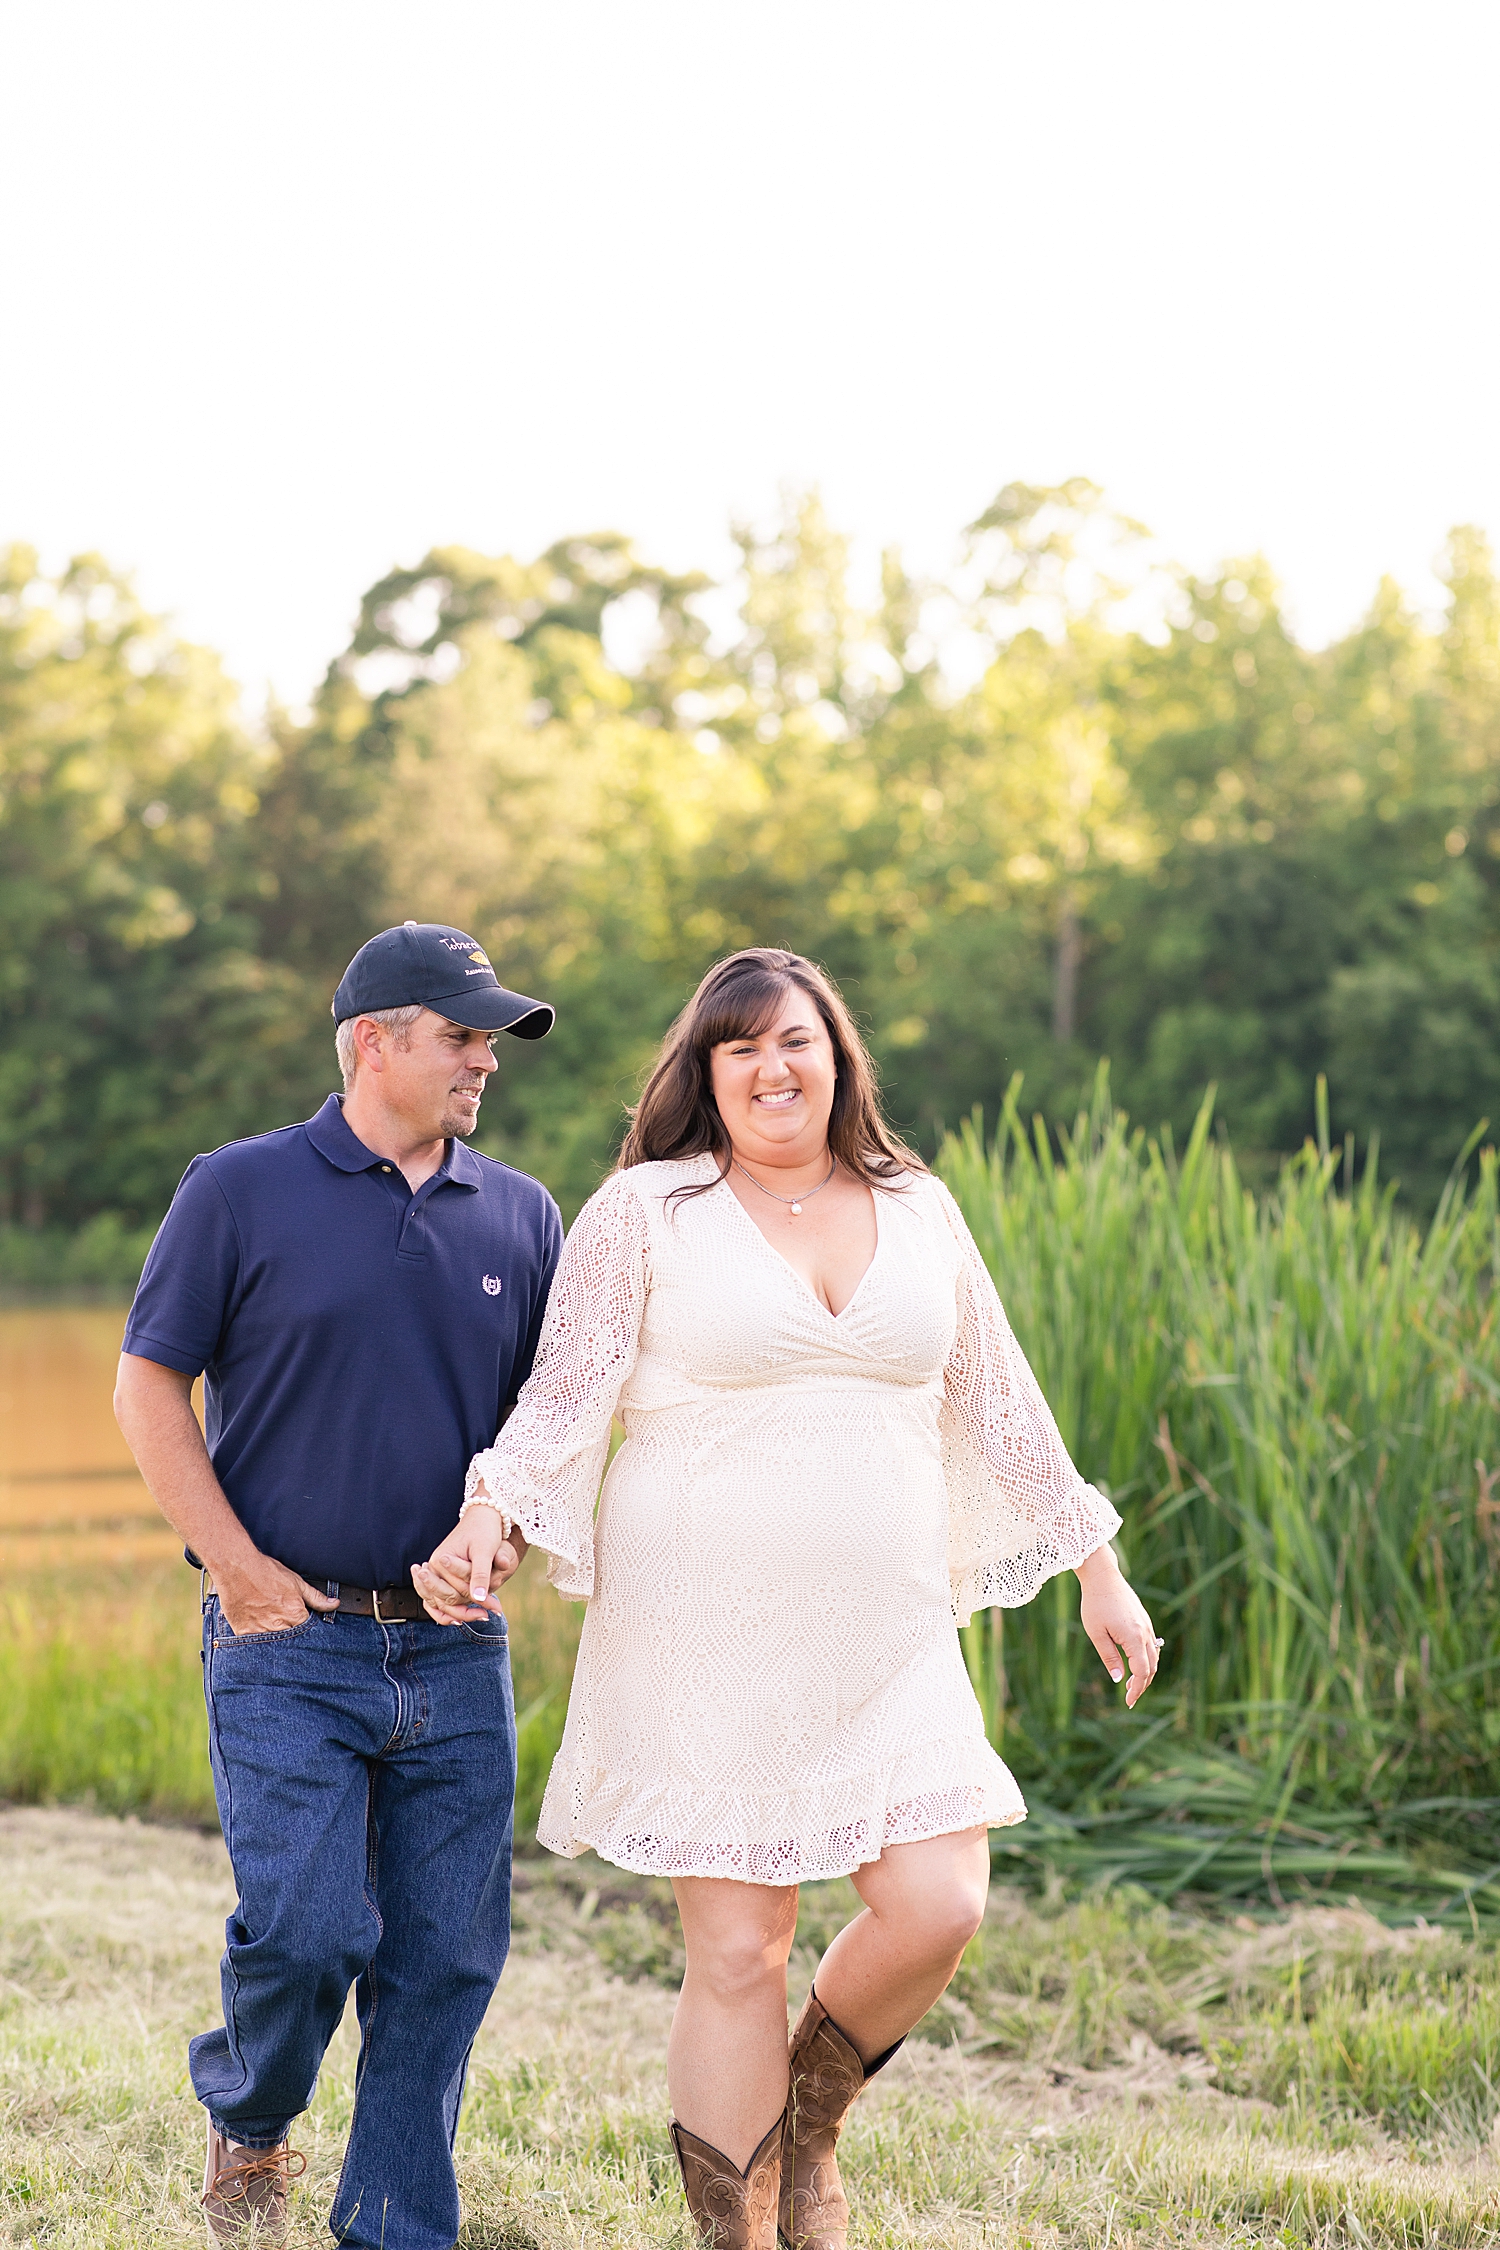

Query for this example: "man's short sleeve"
[121,1157,242,1378]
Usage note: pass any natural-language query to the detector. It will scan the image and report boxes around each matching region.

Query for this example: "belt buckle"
[371,1586,392,1622]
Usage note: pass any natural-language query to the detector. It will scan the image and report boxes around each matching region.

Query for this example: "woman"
[414,948,1160,2250]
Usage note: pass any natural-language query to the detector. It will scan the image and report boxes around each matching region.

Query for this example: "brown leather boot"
[671,2110,784,2249]
[780,1990,903,2250]
[202,2119,306,2244]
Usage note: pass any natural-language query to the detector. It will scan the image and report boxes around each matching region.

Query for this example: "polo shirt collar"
[444,1137,485,1189]
[305,1095,380,1173]
[303,1095,483,1191]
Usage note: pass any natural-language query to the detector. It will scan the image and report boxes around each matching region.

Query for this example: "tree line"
[3,480,1497,1270]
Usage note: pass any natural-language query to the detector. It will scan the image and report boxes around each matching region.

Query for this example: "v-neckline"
[717,1169,882,1323]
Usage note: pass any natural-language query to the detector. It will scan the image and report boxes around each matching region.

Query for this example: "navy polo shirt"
[123,1095,562,1588]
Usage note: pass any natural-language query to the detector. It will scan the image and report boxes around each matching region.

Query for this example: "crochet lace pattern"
[466,1157,1120,1882]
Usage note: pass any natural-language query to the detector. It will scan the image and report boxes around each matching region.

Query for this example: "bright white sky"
[3,1,1497,712]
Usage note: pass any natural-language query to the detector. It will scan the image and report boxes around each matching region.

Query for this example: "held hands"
[412,1505,524,1626]
[1076,1544,1162,1709]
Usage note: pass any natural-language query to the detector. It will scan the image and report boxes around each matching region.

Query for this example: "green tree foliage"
[0,550,323,1234]
[2,493,1497,1247]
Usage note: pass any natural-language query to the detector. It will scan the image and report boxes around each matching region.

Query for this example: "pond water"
[0,1312,577,1672]
[0,1309,156,1528]
[0,1307,577,1769]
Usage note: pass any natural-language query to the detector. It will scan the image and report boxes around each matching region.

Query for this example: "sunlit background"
[5,25,1500,2221]
[4,0,1498,709]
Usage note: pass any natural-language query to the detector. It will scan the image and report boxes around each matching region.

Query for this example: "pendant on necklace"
[790,1202,802,1215]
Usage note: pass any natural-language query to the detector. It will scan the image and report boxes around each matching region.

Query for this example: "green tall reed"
[0,1594,215,1823]
[943,1071,1500,1917]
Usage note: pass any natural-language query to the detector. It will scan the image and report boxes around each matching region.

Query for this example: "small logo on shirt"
[481,1274,502,1296]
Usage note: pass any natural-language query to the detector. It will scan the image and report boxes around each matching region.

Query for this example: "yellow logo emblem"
[469,949,492,969]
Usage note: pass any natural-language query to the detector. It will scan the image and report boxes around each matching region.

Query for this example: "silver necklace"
[731,1155,837,1216]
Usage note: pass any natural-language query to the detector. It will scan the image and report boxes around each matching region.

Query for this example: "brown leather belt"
[331,1583,426,1621]
[201,1572,426,1623]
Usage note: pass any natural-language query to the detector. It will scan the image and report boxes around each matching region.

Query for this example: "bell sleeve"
[463,1170,649,1599]
[931,1176,1122,1625]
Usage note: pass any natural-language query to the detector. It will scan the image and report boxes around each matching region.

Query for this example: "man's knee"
[225,1889,378,1993]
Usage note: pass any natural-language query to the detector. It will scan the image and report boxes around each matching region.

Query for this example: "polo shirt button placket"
[398,1176,439,1264]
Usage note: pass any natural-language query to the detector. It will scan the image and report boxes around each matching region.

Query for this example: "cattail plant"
[942,1071,1500,1918]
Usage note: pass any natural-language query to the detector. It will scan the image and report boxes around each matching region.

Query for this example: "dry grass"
[3,1809,1500,2248]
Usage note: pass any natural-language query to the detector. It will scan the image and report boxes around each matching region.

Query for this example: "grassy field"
[3,1806,1500,2248]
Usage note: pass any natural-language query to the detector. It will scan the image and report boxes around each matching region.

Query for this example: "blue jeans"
[192,1597,516,2250]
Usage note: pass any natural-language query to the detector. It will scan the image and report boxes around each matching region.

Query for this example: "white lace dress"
[465,1156,1122,1884]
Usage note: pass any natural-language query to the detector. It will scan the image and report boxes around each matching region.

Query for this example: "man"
[114,923,560,2250]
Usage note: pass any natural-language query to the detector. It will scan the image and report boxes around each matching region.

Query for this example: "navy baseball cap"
[332,923,555,1039]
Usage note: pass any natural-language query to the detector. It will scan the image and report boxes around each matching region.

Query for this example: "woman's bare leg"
[811,1827,990,2062]
[669,1876,801,2167]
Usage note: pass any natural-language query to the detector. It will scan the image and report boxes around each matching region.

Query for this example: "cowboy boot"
[671,2110,784,2250]
[779,1989,904,2250]
[202,2118,306,2244]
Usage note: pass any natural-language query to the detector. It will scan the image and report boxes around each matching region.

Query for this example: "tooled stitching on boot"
[780,1991,904,2250]
[672,2111,784,2249]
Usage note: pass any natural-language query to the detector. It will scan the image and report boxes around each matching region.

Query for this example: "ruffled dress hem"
[536,1771,1028,1884]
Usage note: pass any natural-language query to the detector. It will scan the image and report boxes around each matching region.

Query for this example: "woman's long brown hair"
[618,948,923,1200]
